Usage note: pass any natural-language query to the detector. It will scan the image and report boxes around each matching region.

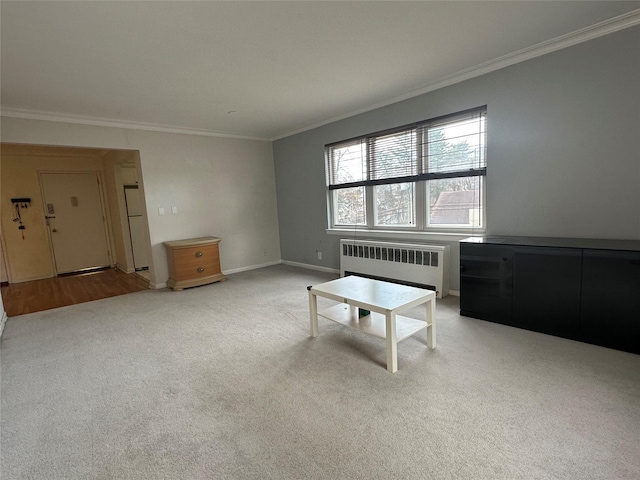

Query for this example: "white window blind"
[327,107,486,190]
[326,106,487,231]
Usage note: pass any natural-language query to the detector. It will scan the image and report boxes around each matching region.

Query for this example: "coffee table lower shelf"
[318,304,428,342]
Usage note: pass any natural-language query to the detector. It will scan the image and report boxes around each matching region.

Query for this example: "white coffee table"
[308,276,436,372]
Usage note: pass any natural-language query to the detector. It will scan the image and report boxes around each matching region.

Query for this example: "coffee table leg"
[426,298,436,349]
[308,291,318,337]
[386,312,398,373]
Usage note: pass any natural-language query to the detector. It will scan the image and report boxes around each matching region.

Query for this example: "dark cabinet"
[460,244,513,323]
[460,237,640,354]
[580,249,640,353]
[512,247,582,335]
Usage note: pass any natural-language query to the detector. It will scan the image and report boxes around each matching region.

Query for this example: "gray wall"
[273,26,640,291]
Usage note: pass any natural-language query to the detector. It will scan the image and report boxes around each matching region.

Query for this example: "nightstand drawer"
[172,244,218,264]
[173,258,220,281]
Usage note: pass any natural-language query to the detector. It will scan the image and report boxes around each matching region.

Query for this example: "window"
[326,107,486,233]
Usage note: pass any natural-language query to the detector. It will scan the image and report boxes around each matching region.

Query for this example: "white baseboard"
[222,260,282,275]
[0,310,7,339]
[150,260,338,289]
[138,261,450,293]
[149,260,282,290]
[9,273,54,283]
[116,263,135,274]
[281,260,340,274]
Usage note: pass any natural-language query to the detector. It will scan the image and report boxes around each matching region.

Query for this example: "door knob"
[52,229,57,232]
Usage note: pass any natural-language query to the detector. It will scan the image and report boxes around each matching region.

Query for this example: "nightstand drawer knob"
[198,267,205,273]
[195,251,203,257]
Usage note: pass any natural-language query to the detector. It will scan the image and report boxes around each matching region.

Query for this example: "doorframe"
[38,170,114,275]
[0,233,11,284]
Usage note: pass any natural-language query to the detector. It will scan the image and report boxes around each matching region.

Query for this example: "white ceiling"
[1,1,639,140]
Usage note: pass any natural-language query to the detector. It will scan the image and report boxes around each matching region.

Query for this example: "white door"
[40,172,111,274]
[124,186,148,270]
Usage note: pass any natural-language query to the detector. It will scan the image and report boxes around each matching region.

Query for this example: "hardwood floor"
[1,269,149,317]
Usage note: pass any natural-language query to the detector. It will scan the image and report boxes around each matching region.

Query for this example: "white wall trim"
[115,263,135,274]
[7,273,54,284]
[1,11,637,143]
[0,310,7,339]
[272,9,640,140]
[281,260,340,274]
[0,108,271,142]
[150,259,327,289]
[222,260,283,275]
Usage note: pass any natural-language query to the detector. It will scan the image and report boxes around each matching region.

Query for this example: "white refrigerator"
[124,186,148,270]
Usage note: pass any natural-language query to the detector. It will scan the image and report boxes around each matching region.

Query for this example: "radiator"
[340,239,450,298]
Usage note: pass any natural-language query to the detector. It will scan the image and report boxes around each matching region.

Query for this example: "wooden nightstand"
[163,236,226,291]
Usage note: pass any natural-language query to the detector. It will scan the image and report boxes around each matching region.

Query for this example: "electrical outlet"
[317,251,322,260]
[171,206,178,214]
[158,207,165,215]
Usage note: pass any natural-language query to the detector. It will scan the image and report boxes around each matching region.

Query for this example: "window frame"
[326,106,487,235]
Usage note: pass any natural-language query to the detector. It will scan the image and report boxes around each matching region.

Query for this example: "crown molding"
[272,9,640,140]
[1,9,638,143]
[0,108,271,142]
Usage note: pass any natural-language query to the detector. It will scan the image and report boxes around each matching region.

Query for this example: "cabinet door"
[460,243,513,324]
[581,249,640,354]
[512,247,582,336]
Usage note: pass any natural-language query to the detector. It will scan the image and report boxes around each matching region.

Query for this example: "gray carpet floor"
[1,264,639,479]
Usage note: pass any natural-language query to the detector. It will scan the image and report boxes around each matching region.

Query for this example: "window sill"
[326,228,484,243]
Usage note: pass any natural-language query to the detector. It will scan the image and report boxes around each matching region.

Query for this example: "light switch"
[158,207,165,215]
[171,206,178,214]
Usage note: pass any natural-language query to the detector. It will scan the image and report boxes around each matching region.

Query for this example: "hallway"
[1,269,148,317]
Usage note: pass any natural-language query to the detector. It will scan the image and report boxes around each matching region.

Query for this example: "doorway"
[1,143,151,291]
[40,172,111,274]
